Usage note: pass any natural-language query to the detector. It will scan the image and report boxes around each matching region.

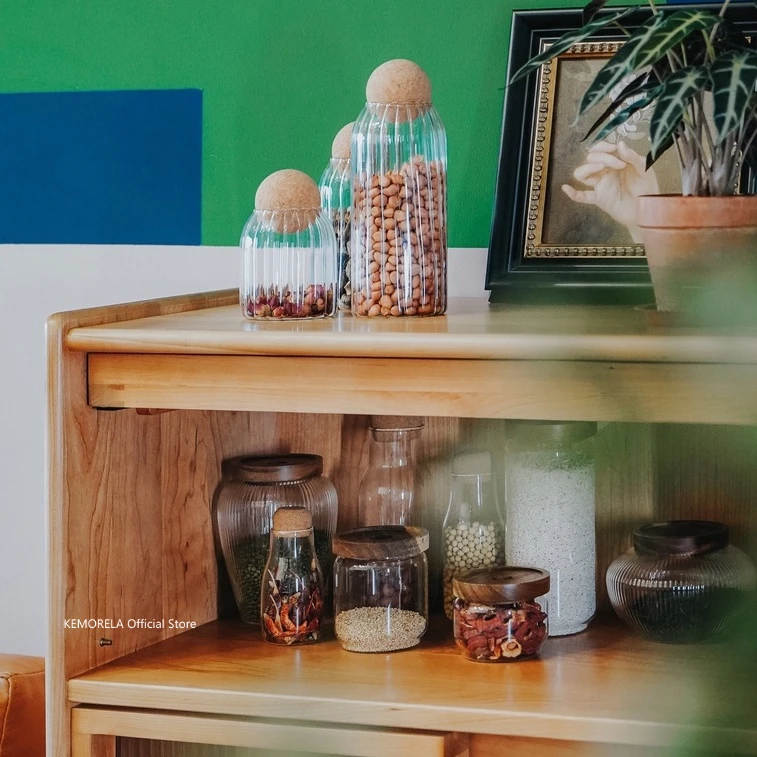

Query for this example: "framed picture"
[487,5,757,303]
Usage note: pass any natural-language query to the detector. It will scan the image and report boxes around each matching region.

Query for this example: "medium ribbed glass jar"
[351,59,447,317]
[319,122,353,311]
[505,421,597,636]
[333,526,429,653]
[241,169,337,320]
[607,521,757,643]
[215,454,337,624]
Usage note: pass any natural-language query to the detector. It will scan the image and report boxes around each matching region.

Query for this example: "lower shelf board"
[67,619,757,752]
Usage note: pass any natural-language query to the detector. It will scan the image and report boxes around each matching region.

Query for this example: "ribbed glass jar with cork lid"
[241,169,337,319]
[333,526,429,653]
[214,454,337,624]
[261,507,324,645]
[351,59,447,317]
[504,421,597,637]
[319,122,353,311]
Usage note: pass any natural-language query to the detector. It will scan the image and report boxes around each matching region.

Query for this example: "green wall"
[2,0,596,247]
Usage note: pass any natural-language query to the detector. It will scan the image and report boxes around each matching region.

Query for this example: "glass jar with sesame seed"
[333,526,429,653]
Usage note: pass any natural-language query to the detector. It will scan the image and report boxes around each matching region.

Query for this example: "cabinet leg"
[70,732,116,757]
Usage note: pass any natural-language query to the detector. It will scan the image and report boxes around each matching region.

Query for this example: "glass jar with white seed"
[333,526,429,653]
[504,421,597,637]
[442,451,504,619]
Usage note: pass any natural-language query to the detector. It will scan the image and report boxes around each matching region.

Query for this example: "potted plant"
[513,1,757,314]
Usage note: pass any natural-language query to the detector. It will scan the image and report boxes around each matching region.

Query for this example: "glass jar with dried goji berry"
[351,59,447,317]
[453,567,549,662]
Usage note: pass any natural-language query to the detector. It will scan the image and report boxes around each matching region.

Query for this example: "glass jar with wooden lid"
[453,566,550,662]
[333,526,429,653]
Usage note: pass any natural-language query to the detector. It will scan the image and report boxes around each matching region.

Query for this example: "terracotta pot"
[637,195,757,314]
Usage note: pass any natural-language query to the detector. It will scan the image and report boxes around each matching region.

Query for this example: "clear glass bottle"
[442,451,505,619]
[453,567,550,662]
[319,122,353,311]
[241,169,337,320]
[358,416,423,527]
[261,507,324,645]
[333,526,429,653]
[504,421,597,636]
[351,59,447,317]
[215,454,337,624]
[607,520,757,643]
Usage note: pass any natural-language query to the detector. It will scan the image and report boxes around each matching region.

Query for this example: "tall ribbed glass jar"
[319,122,353,311]
[241,169,337,320]
[351,59,447,318]
[215,454,338,624]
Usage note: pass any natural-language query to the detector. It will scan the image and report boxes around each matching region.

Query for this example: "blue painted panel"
[0,89,202,244]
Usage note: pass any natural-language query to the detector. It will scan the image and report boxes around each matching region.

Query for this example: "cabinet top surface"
[64,297,757,364]
[67,620,756,747]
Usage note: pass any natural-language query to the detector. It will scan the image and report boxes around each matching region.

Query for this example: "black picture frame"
[486,4,757,305]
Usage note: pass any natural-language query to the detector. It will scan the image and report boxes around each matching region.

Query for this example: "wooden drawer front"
[71,707,469,757]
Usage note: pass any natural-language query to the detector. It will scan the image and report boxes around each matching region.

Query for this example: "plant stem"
[646,0,658,14]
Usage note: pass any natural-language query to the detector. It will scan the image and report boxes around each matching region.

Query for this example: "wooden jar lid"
[453,567,550,604]
[272,506,312,533]
[331,122,354,160]
[223,454,322,484]
[332,526,429,560]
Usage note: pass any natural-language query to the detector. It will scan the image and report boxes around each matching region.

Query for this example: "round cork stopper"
[370,416,424,431]
[255,169,321,213]
[272,506,312,534]
[331,122,354,160]
[366,59,432,105]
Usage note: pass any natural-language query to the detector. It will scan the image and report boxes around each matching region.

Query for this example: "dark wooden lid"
[332,526,429,559]
[223,454,322,484]
[453,567,550,604]
[634,520,729,556]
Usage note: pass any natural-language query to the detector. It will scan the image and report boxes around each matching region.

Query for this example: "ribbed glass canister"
[607,520,757,643]
[351,59,447,317]
[215,454,338,624]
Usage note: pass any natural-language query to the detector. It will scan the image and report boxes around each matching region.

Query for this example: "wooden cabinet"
[48,293,757,756]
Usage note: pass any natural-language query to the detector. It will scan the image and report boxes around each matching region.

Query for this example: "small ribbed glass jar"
[453,567,550,663]
[261,507,324,645]
[333,526,429,653]
[505,421,597,636]
[358,416,423,527]
[215,454,338,624]
[241,169,337,320]
[442,451,505,619]
[607,521,757,643]
[351,59,447,317]
[319,122,353,311]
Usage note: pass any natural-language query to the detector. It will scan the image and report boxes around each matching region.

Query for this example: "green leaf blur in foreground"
[509,8,631,84]
[650,66,710,159]
[579,10,719,117]
[711,50,757,145]
[592,86,662,144]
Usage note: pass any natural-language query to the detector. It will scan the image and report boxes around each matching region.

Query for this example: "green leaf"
[580,71,652,140]
[649,66,709,159]
[582,0,609,26]
[647,134,675,171]
[579,10,719,117]
[510,8,632,84]
[711,50,757,145]
[590,87,661,145]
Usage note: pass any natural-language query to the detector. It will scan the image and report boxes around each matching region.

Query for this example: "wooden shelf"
[67,619,757,751]
[59,295,757,423]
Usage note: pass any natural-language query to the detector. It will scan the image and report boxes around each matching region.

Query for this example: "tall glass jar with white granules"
[504,421,597,636]
[442,451,504,619]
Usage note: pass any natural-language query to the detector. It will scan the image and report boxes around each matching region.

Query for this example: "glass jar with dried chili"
[453,566,550,662]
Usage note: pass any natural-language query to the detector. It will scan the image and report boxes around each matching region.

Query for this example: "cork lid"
[223,454,323,484]
[331,122,354,160]
[254,169,321,233]
[370,416,425,431]
[453,567,550,604]
[272,506,312,534]
[366,59,432,104]
[332,526,429,560]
